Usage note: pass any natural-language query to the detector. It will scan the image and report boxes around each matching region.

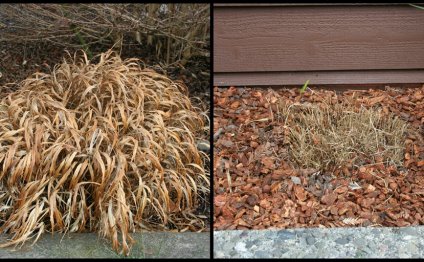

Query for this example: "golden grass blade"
[0,49,209,256]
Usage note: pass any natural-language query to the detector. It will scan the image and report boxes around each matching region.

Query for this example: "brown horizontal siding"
[214,5,424,85]
[214,4,413,7]
[214,70,424,86]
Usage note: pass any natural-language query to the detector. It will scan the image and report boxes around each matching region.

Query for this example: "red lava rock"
[263,185,271,193]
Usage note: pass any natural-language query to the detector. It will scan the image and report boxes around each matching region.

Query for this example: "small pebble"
[197,141,210,152]
[335,237,349,245]
[226,125,238,131]
[291,176,301,185]
[213,128,224,140]
[306,236,315,245]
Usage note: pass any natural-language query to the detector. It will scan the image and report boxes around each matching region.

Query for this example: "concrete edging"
[0,232,210,258]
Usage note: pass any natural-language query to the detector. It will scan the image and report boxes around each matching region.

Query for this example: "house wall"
[214,4,424,86]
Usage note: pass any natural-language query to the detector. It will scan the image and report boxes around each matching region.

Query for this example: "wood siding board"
[214,70,424,86]
[214,4,416,7]
[214,5,424,73]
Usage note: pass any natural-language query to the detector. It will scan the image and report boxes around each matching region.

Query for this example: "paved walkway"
[214,227,424,258]
[0,232,210,258]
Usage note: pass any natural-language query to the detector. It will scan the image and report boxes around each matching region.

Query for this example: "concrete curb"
[0,232,210,258]
[214,227,424,258]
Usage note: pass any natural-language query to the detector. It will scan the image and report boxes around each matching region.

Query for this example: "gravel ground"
[0,232,210,258]
[214,227,424,258]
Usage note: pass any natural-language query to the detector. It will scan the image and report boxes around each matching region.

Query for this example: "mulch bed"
[214,85,424,230]
[0,40,210,103]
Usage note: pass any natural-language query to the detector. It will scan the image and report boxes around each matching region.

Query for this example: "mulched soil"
[214,85,424,230]
[0,39,210,102]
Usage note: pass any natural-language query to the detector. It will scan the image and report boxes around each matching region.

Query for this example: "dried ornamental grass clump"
[278,100,408,171]
[0,50,209,255]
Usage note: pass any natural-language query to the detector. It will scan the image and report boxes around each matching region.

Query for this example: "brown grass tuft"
[278,100,408,171]
[0,50,209,255]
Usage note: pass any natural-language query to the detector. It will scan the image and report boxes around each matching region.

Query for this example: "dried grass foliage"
[0,50,209,255]
[278,100,408,171]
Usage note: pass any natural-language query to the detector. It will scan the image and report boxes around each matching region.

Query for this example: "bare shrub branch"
[0,4,210,64]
